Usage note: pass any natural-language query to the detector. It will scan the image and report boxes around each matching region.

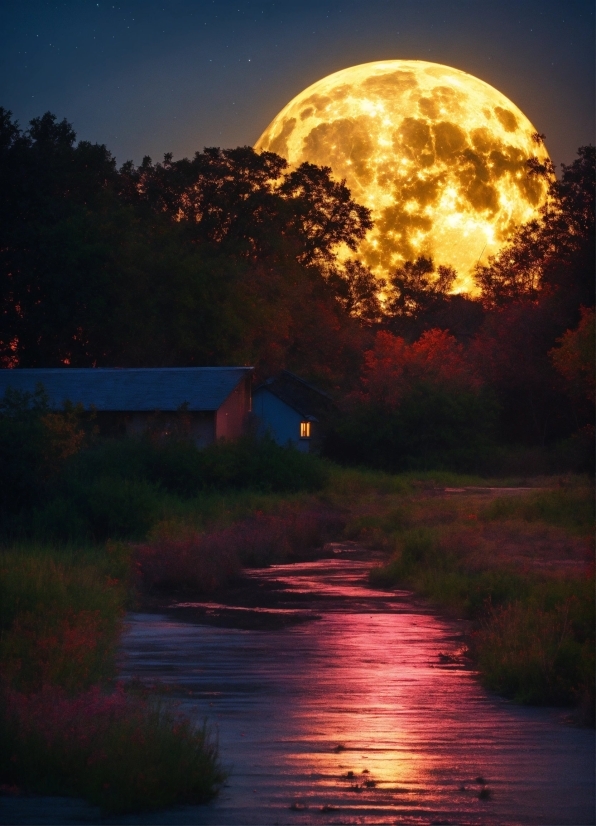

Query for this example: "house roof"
[254,370,336,420]
[0,367,253,412]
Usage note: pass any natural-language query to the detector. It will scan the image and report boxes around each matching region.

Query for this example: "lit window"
[300,421,311,439]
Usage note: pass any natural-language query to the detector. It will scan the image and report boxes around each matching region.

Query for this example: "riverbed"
[114,545,594,825]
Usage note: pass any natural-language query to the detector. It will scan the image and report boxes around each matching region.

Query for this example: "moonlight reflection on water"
[116,552,594,826]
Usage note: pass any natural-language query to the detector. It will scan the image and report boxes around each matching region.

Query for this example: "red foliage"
[358,329,481,408]
[550,307,595,404]
[134,508,344,592]
[3,609,112,693]
[470,302,556,393]
[3,683,133,751]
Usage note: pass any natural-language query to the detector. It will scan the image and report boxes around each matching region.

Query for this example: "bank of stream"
[3,544,594,825]
[116,544,594,825]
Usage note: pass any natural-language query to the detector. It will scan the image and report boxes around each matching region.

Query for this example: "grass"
[365,478,595,719]
[482,485,595,534]
[474,594,594,708]
[0,684,223,814]
[0,551,125,693]
[1,450,594,814]
[0,544,224,812]
[135,505,345,594]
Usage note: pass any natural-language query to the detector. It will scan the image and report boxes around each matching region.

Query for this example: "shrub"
[0,387,88,515]
[1,434,330,543]
[64,435,328,496]
[0,684,223,814]
[198,436,329,493]
[325,384,497,473]
[134,530,241,594]
[134,506,345,592]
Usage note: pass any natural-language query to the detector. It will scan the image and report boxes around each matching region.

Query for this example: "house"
[0,367,253,446]
[252,371,336,453]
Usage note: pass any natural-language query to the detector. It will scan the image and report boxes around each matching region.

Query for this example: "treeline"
[0,109,375,385]
[0,109,593,466]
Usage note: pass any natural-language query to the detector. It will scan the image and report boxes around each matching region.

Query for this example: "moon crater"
[255,60,551,291]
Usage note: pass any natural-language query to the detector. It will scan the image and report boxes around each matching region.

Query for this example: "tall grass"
[483,485,595,534]
[135,506,346,593]
[0,551,125,692]
[0,546,224,811]
[366,484,595,717]
[474,594,595,710]
[0,685,223,814]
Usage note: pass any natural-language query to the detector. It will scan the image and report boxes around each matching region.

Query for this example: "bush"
[325,383,498,473]
[58,437,203,498]
[0,433,329,543]
[199,436,329,493]
[64,435,328,496]
[134,506,345,592]
[0,684,223,814]
[0,387,87,514]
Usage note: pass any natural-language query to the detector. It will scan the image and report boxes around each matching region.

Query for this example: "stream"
[114,545,594,826]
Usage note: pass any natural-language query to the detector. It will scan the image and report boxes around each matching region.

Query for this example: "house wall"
[78,374,252,446]
[215,374,252,440]
[252,388,311,452]
[123,411,216,446]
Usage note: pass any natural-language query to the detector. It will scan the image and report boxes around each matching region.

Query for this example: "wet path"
[114,547,594,825]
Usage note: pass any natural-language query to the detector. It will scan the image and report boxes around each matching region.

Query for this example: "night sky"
[1,0,594,171]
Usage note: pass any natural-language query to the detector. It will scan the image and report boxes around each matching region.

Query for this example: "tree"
[359,329,481,408]
[550,307,595,407]
[385,256,457,318]
[118,147,372,269]
[470,300,579,444]
[0,111,374,380]
[327,259,384,324]
[0,109,125,367]
[278,162,372,268]
[325,329,495,471]
[475,145,595,310]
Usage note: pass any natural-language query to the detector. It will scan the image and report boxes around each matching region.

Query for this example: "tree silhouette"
[0,111,374,381]
[385,256,457,318]
[475,145,595,310]
[118,147,372,269]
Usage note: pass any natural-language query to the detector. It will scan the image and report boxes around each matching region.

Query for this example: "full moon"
[255,61,551,292]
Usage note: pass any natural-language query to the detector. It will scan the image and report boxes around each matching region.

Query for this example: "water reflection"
[118,553,595,825]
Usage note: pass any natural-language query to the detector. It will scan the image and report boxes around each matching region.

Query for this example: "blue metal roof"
[0,367,253,412]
